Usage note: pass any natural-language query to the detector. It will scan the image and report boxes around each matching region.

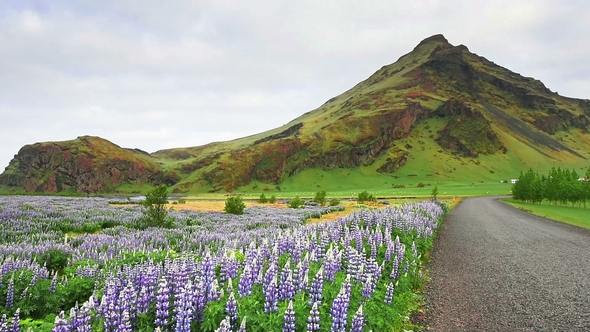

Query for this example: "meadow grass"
[501,198,590,230]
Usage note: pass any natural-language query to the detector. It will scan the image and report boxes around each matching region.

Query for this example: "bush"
[357,190,376,203]
[258,193,268,204]
[268,195,277,203]
[225,195,246,215]
[177,198,186,204]
[288,195,304,208]
[33,249,71,272]
[313,190,327,206]
[329,198,341,206]
[431,185,439,200]
[139,185,173,229]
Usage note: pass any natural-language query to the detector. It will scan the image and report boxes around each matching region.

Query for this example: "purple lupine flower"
[119,309,133,332]
[214,317,231,332]
[67,305,79,331]
[264,274,278,313]
[136,285,150,315]
[390,256,399,280]
[207,279,221,302]
[49,273,58,294]
[225,292,238,331]
[308,267,324,306]
[201,253,217,301]
[306,301,320,332]
[282,300,296,332]
[330,275,351,332]
[174,280,194,332]
[5,275,14,309]
[52,311,68,332]
[10,308,19,332]
[237,316,247,332]
[238,264,253,297]
[361,275,374,299]
[350,305,364,332]
[292,261,302,294]
[279,270,295,301]
[0,314,8,332]
[193,276,207,324]
[278,259,292,300]
[77,300,93,332]
[384,282,395,305]
[154,276,170,329]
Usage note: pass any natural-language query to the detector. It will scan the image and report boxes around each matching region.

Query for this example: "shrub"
[258,193,268,204]
[288,195,304,208]
[139,185,173,229]
[329,198,341,206]
[33,249,71,272]
[268,195,277,203]
[224,195,246,215]
[357,190,376,203]
[431,185,439,200]
[313,190,327,206]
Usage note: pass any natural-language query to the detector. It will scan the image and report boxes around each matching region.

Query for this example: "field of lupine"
[0,195,447,331]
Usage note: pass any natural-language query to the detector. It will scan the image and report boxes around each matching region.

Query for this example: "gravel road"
[423,196,590,331]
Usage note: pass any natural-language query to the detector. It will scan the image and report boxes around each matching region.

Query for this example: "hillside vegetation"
[1,34,590,194]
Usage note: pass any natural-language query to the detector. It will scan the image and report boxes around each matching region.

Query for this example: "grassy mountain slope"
[152,34,590,193]
[2,34,590,194]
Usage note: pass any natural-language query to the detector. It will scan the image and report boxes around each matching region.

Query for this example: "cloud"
[0,0,589,170]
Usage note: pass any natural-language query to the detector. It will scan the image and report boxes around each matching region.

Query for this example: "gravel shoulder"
[423,196,590,331]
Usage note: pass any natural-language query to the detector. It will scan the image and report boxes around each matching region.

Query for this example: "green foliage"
[329,197,341,206]
[268,195,277,203]
[258,193,268,203]
[288,195,304,208]
[431,185,439,200]
[138,185,173,229]
[224,195,246,215]
[313,190,327,206]
[357,190,376,203]
[0,269,94,320]
[177,198,186,204]
[32,249,71,272]
[512,167,590,208]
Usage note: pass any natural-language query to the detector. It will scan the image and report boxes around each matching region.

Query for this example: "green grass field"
[501,198,590,230]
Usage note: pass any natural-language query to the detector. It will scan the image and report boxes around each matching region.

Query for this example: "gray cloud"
[1,0,589,169]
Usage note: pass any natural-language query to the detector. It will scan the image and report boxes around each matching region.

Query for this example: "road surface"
[423,196,590,331]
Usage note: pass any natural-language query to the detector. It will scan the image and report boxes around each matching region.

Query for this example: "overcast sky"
[1,1,589,170]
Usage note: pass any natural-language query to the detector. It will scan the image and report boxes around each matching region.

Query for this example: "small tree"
[268,195,277,204]
[288,195,304,208]
[329,198,341,206]
[313,190,327,206]
[431,185,439,200]
[140,185,172,228]
[225,195,246,215]
[258,193,268,204]
[357,191,376,204]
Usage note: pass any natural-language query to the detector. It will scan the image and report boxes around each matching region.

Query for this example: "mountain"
[0,136,179,193]
[2,34,590,194]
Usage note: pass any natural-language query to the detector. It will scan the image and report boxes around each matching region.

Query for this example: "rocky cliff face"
[0,136,178,193]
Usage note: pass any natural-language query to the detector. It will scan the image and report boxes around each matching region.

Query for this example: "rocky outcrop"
[435,100,506,157]
[0,136,178,193]
[527,108,590,134]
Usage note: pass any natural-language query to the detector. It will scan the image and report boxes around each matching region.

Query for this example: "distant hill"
[2,34,590,194]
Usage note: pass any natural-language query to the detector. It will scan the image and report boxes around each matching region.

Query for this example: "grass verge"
[501,198,590,230]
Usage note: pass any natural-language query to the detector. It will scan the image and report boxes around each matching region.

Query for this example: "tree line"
[512,167,590,207]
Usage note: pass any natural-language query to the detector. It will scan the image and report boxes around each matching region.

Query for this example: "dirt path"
[423,196,590,331]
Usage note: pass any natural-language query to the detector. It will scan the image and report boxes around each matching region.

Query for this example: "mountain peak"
[416,34,449,47]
